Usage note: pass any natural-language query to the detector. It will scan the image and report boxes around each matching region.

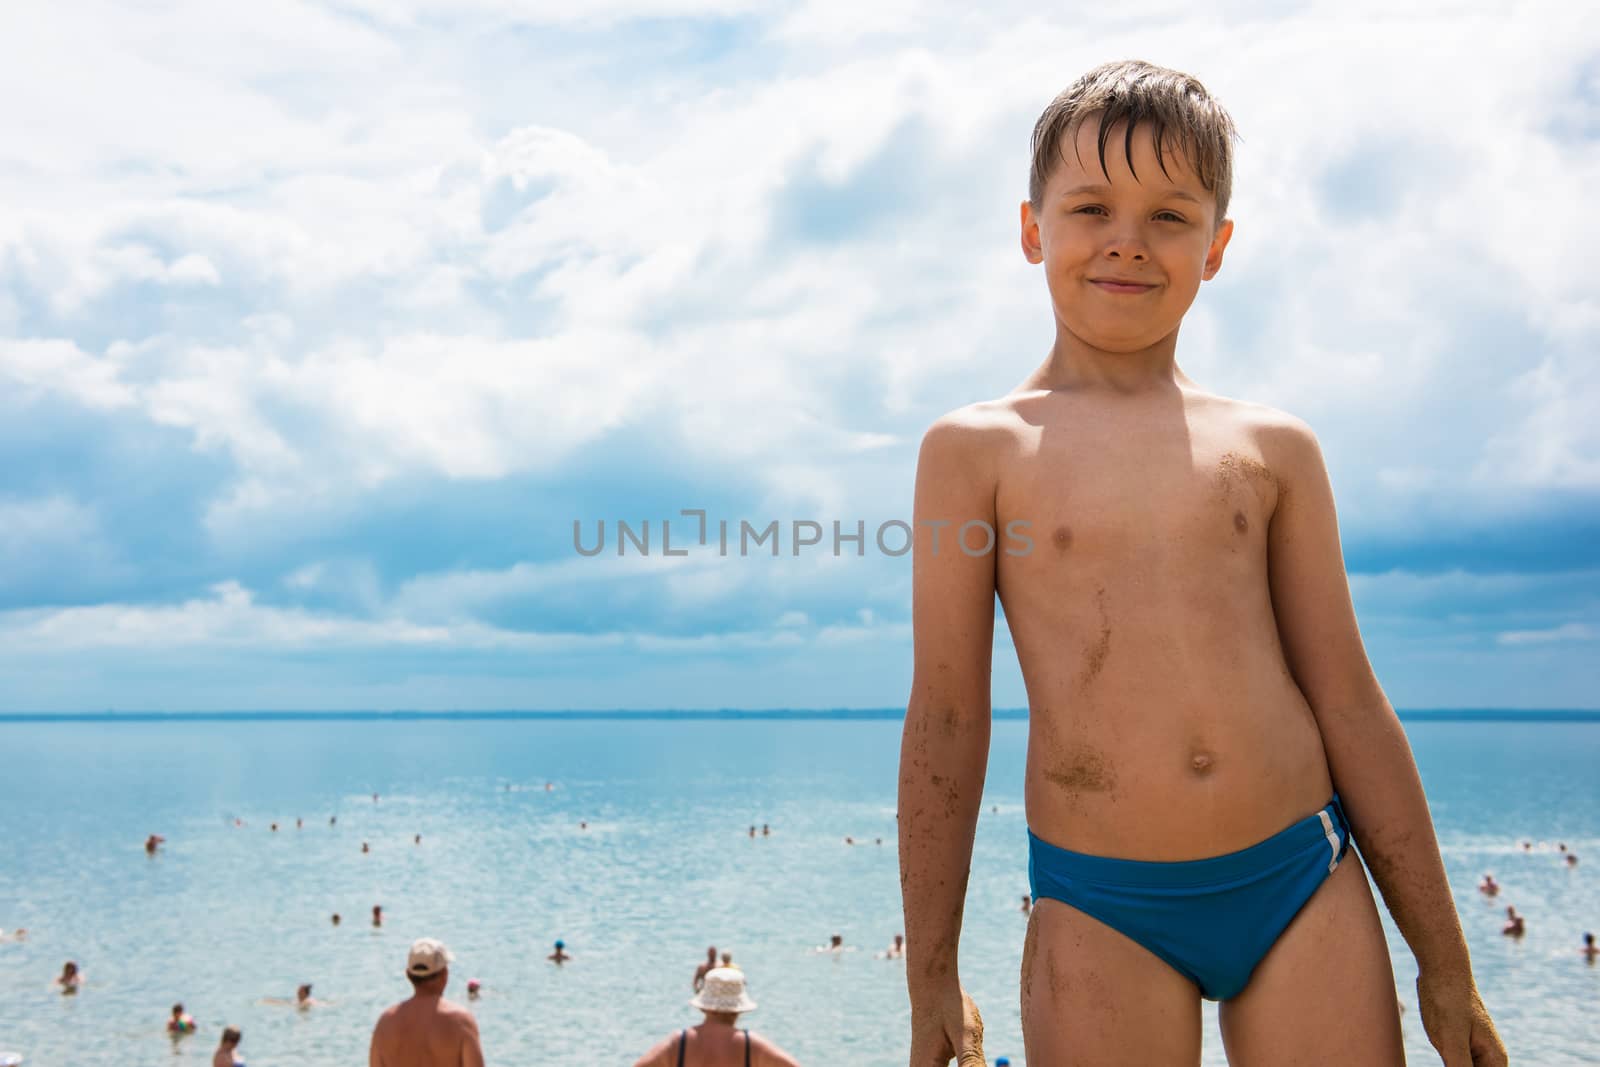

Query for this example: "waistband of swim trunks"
[1027,794,1348,889]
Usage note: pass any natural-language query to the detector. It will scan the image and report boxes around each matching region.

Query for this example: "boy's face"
[1021,115,1232,354]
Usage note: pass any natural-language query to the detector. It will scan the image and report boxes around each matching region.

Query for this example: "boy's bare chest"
[996,435,1280,564]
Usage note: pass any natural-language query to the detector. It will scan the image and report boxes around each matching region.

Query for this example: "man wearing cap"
[630,967,801,1067]
[369,938,484,1067]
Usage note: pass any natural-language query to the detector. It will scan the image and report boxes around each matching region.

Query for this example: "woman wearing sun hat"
[629,967,800,1067]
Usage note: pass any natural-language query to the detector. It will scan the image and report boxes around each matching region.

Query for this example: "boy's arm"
[899,413,997,1062]
[1264,417,1504,1067]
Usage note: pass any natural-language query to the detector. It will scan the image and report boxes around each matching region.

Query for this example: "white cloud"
[0,576,914,657]
[0,579,584,651]
[0,339,137,410]
[1497,622,1599,646]
[1474,353,1600,490]
[0,2,1594,578]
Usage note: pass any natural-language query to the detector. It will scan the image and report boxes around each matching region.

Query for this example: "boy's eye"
[1074,205,1185,222]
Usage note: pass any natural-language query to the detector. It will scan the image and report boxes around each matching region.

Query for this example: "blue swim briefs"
[1027,794,1351,1001]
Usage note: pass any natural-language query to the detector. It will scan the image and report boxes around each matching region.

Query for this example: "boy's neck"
[1027,332,1193,395]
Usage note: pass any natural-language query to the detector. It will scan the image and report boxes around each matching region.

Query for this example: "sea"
[0,712,1596,1066]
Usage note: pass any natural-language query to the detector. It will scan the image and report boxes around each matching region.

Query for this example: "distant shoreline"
[1,708,1597,724]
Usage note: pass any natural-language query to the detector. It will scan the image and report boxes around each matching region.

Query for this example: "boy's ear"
[1020,200,1043,264]
[1201,218,1235,280]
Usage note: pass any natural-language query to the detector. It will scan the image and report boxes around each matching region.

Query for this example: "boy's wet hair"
[1029,59,1241,234]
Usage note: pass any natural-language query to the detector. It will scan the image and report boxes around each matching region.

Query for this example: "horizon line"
[1,708,1598,724]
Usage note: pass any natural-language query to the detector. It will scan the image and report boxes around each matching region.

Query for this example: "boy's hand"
[1416,972,1506,1066]
[908,985,985,1066]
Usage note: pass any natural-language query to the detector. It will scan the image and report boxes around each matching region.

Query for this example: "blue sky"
[0,1,1596,711]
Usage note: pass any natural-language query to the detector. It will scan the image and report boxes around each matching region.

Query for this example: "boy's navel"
[1052,525,1073,551]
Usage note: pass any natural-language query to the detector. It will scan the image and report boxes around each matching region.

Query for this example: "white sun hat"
[689,967,757,1013]
[406,937,455,978]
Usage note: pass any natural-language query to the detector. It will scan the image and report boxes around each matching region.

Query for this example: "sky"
[0,0,1596,711]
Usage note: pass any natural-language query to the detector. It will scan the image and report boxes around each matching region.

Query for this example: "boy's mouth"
[1089,278,1157,294]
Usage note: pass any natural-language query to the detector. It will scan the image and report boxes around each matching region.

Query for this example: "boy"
[897,60,1506,1066]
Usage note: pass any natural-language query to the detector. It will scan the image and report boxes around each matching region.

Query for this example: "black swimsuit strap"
[676,1026,748,1066]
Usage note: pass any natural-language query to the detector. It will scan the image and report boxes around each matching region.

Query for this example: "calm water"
[0,718,1596,1065]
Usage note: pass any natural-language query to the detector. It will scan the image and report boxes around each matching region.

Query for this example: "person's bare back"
[632,1023,800,1067]
[372,940,482,1067]
[369,995,482,1067]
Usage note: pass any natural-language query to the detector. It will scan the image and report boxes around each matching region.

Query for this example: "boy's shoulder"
[1194,392,1330,498]
[924,393,1028,432]
[1188,388,1323,456]
[916,389,1325,476]
[916,394,1031,474]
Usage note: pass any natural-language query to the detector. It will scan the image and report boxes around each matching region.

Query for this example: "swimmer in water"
[548,940,571,964]
[1566,853,1579,867]
[414,834,421,845]
[749,825,756,838]
[467,978,482,999]
[762,823,770,836]
[168,1002,198,1035]
[372,905,383,928]
[213,1025,244,1067]
[579,821,588,830]
[56,960,82,993]
[145,833,165,854]
[881,934,906,959]
[693,946,718,992]
[1502,906,1526,938]
[296,818,302,829]
[332,913,341,926]
[262,983,325,1010]
[814,934,848,953]
[270,823,278,832]
[361,842,370,854]
[1021,894,1032,914]
[720,951,738,971]
[330,815,337,826]
[1478,873,1500,897]
[1583,933,1598,962]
